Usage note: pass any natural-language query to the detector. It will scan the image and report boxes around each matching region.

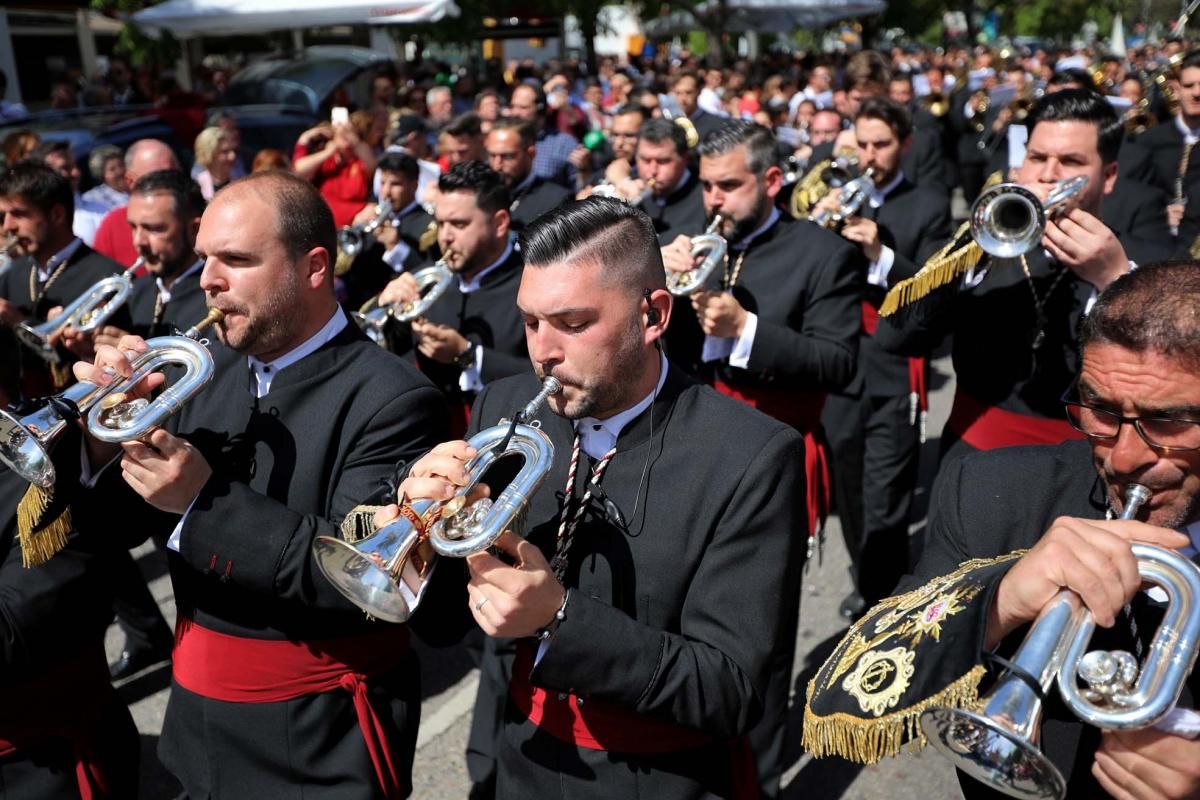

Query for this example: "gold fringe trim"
[340,504,387,543]
[418,221,439,253]
[982,169,1005,190]
[802,664,988,765]
[49,360,73,390]
[16,483,72,567]
[1189,234,1200,260]
[879,221,982,317]
[334,247,355,277]
[789,159,832,220]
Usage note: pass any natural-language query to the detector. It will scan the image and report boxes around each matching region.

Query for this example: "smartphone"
[331,106,349,126]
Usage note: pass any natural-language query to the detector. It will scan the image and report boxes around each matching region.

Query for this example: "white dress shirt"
[863,171,905,288]
[456,238,515,394]
[380,200,420,272]
[701,207,781,367]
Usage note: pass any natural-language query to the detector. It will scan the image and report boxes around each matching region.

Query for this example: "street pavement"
[107,353,966,799]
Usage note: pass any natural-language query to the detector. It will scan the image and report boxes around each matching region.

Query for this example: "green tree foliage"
[90,0,181,68]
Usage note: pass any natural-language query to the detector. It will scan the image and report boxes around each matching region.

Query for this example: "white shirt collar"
[155,259,203,305]
[731,207,780,251]
[247,306,348,398]
[459,238,514,293]
[38,237,84,281]
[574,352,670,459]
[868,171,905,208]
[1177,114,1200,145]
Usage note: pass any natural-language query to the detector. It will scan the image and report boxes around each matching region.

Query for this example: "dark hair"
[226,171,336,266]
[377,151,420,181]
[520,196,664,292]
[443,112,483,139]
[672,71,700,90]
[1181,49,1200,73]
[1026,87,1122,164]
[1047,68,1098,93]
[511,82,545,110]
[843,51,890,92]
[437,160,511,215]
[30,140,71,164]
[488,116,537,148]
[131,169,205,221]
[1080,262,1200,370]
[638,117,687,155]
[696,119,778,176]
[612,103,647,121]
[0,161,73,220]
[888,73,914,88]
[855,96,913,141]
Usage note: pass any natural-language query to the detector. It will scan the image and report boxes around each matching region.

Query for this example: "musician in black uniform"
[635,117,706,246]
[341,152,438,311]
[377,161,527,433]
[0,164,124,400]
[74,170,447,798]
[814,98,953,618]
[385,196,806,800]
[662,119,862,796]
[0,445,140,799]
[806,262,1200,800]
[485,117,570,232]
[877,89,1136,465]
[671,71,725,140]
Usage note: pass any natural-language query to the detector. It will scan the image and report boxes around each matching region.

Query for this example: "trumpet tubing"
[338,200,395,259]
[969,175,1088,259]
[667,215,725,296]
[351,260,455,347]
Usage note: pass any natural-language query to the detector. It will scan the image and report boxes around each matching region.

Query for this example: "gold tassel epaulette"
[802,550,1026,764]
[334,247,356,277]
[982,169,1005,190]
[878,221,982,316]
[418,220,438,253]
[49,361,73,390]
[789,159,832,220]
[16,483,72,567]
[1189,233,1200,260]
[340,504,387,543]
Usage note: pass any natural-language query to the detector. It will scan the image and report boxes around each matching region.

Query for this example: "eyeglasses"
[1063,396,1200,452]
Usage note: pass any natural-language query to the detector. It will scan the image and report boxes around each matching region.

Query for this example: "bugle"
[338,200,394,259]
[808,167,877,230]
[352,260,455,347]
[666,215,725,296]
[969,175,1088,258]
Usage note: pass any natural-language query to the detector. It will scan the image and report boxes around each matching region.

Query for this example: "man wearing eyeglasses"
[486,118,570,233]
[804,261,1200,800]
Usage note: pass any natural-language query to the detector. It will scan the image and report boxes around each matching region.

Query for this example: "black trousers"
[823,391,921,606]
[112,540,173,654]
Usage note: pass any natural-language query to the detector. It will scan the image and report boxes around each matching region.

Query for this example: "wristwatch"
[452,342,477,371]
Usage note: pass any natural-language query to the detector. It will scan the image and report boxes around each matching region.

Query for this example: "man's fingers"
[147,427,183,455]
[1091,756,1138,800]
[398,476,460,503]
[1104,519,1191,550]
[372,504,402,529]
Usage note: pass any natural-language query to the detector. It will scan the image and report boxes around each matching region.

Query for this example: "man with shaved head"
[74,171,448,797]
[92,138,181,267]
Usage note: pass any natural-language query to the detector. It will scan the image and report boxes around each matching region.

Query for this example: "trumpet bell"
[0,406,55,488]
[313,521,436,623]
[920,707,1066,800]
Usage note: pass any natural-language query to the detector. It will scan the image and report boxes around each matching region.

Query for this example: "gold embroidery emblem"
[842,647,915,717]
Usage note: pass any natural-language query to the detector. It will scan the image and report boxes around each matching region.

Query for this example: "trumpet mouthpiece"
[1120,483,1152,520]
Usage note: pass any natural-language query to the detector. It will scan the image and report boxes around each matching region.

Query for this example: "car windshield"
[225,58,360,112]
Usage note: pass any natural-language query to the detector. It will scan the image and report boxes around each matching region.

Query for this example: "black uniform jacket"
[901,440,1200,799]
[450,366,807,797]
[1100,176,1177,264]
[640,170,707,247]
[1120,119,1200,199]
[86,318,448,799]
[509,176,571,232]
[690,108,726,141]
[126,265,209,339]
[810,126,949,196]
[407,246,528,399]
[679,215,863,395]
[847,177,953,399]
[876,248,1095,420]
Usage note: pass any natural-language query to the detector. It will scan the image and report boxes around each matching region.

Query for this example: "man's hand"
[370,440,490,530]
[120,428,211,514]
[351,203,382,227]
[1168,201,1187,231]
[378,272,420,307]
[92,324,131,351]
[0,298,28,326]
[691,289,748,338]
[1094,728,1200,800]
[987,518,1189,648]
[662,234,698,275]
[841,215,883,261]
[467,530,565,638]
[1043,208,1130,292]
[57,324,97,361]
[568,145,591,176]
[74,336,168,469]
[411,318,470,364]
[375,222,400,250]
[603,159,632,184]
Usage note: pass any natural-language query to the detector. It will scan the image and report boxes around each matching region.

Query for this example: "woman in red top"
[293,110,382,226]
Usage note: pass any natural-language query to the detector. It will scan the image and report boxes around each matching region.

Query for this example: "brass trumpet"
[352,260,455,347]
[312,376,562,622]
[0,308,222,488]
[808,167,876,230]
[338,200,394,259]
[969,175,1088,258]
[15,257,145,365]
[920,484,1200,800]
[666,215,725,296]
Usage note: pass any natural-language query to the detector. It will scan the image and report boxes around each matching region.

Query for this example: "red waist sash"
[713,378,829,539]
[0,645,117,799]
[508,641,758,799]
[946,389,1084,450]
[173,618,411,799]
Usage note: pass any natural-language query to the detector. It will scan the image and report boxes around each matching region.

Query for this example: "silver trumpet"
[969,175,1088,259]
[15,257,146,365]
[0,308,223,487]
[920,484,1200,800]
[338,199,394,258]
[352,260,455,347]
[85,307,224,443]
[808,167,877,230]
[313,376,562,622]
[667,215,725,296]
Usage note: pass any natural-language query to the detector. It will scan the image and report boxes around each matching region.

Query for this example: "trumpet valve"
[94,392,150,431]
[1077,650,1140,704]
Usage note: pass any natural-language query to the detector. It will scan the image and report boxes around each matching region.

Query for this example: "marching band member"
[73,171,447,798]
[384,196,806,799]
[636,117,706,246]
[485,118,571,233]
[806,262,1200,800]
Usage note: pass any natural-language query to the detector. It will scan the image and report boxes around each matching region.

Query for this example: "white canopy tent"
[645,0,884,36]
[132,0,460,37]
